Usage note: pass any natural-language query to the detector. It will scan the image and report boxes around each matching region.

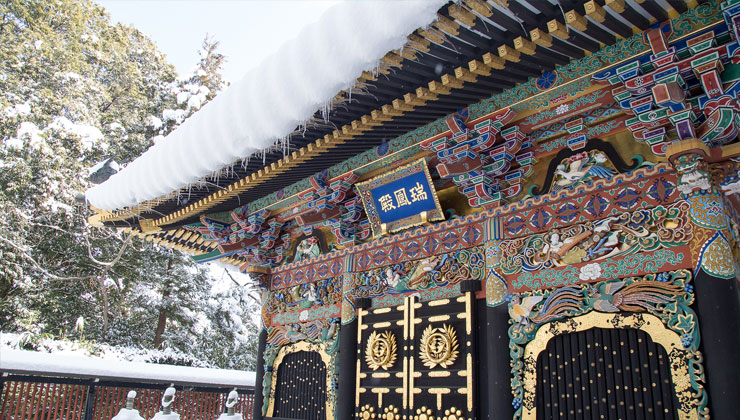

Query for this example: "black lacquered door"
[536,327,679,420]
[273,350,327,420]
[411,293,475,418]
[355,293,476,419]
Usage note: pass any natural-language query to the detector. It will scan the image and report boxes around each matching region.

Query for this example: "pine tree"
[0,0,258,369]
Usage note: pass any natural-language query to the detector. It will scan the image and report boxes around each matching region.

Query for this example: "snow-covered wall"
[86,0,447,210]
[1,349,255,388]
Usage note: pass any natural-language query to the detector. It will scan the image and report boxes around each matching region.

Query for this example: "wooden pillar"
[83,383,96,420]
[693,268,740,419]
[336,318,358,419]
[252,328,267,420]
[485,303,513,419]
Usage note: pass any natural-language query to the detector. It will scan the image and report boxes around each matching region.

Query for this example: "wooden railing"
[0,375,254,420]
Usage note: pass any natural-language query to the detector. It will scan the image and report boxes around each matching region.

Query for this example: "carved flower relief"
[669,349,692,393]
[547,318,579,337]
[521,353,538,409]
[578,263,602,281]
[673,367,691,394]
[555,103,571,115]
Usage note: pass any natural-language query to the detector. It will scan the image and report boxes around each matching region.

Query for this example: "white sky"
[95,0,341,83]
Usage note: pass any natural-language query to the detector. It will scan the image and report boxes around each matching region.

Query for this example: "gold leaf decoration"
[419,324,459,369]
[365,330,397,371]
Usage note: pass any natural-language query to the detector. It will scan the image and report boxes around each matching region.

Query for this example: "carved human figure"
[300,283,317,308]
[295,237,320,261]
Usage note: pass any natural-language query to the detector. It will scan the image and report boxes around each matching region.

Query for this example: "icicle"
[262,149,266,165]
[555,0,569,34]
[321,103,330,123]
[348,87,352,103]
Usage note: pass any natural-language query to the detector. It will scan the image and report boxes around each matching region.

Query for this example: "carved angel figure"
[295,237,320,261]
[553,151,615,192]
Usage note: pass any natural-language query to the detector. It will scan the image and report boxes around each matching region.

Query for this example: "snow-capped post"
[111,390,145,420]
[150,386,180,420]
[215,389,242,420]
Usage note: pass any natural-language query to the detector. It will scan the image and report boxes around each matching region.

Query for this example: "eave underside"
[101,0,689,232]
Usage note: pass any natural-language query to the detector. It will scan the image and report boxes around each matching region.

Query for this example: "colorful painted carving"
[673,151,712,196]
[420,107,535,207]
[294,236,320,261]
[499,202,692,276]
[349,247,484,299]
[529,138,645,197]
[265,276,341,317]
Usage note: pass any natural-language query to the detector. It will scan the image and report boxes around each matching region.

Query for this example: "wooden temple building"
[88,0,740,418]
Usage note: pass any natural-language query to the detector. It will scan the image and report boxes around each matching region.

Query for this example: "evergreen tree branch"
[0,234,94,281]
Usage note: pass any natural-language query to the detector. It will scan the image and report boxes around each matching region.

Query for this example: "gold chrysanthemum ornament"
[365,330,397,370]
[419,324,459,368]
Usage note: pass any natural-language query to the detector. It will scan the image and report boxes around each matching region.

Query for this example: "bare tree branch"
[85,231,134,267]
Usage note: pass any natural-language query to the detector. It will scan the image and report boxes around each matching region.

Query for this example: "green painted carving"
[500,202,693,277]
[509,249,686,291]
[522,90,609,126]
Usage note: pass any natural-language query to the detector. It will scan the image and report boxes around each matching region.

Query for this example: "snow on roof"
[1,349,256,388]
[86,0,446,211]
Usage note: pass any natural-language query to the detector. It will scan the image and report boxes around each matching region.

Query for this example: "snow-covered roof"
[85,0,446,211]
[1,349,256,388]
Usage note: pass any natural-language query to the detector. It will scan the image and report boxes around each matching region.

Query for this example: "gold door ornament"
[419,324,459,369]
[365,330,398,371]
